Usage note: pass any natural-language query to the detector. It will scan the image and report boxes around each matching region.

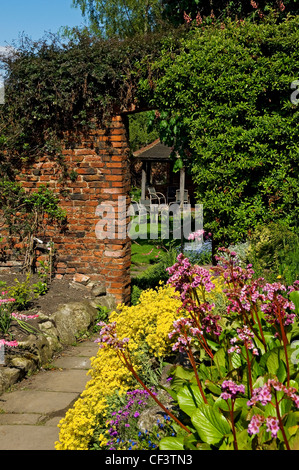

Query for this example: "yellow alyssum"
[55,284,182,450]
[110,284,183,357]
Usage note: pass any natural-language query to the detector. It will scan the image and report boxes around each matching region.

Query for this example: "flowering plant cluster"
[162,249,299,450]
[0,292,17,337]
[0,290,39,351]
[91,388,175,451]
[56,285,182,450]
[56,249,299,451]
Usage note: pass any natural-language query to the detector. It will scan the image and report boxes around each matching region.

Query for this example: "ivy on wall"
[0,29,183,176]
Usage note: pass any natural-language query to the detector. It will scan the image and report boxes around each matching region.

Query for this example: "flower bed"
[55,249,299,451]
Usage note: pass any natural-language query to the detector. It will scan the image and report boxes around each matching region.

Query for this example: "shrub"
[147,15,299,246]
[246,221,299,284]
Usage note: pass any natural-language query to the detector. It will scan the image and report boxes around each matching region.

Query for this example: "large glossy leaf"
[177,384,205,417]
[159,436,185,450]
[289,429,299,450]
[191,404,231,446]
[290,291,299,314]
[213,347,227,374]
[266,347,282,375]
[214,396,248,413]
[170,366,195,392]
[230,351,242,369]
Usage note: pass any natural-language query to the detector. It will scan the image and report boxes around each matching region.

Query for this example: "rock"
[38,320,61,353]
[91,283,106,297]
[137,405,165,433]
[90,294,116,311]
[69,281,92,293]
[73,273,90,285]
[0,368,21,394]
[9,357,35,374]
[17,334,55,365]
[0,299,105,396]
[52,301,98,345]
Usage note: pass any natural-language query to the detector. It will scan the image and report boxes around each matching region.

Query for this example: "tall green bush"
[146,15,299,245]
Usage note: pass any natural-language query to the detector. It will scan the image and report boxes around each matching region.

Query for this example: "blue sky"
[0,0,87,47]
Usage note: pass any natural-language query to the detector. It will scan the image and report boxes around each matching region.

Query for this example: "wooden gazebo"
[133,139,191,206]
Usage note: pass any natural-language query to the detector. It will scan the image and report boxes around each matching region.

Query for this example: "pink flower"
[0,339,18,347]
[183,11,192,24]
[11,312,39,321]
[196,12,203,25]
[261,283,296,327]
[248,414,264,436]
[220,380,245,399]
[248,414,280,439]
[266,416,280,438]
[277,0,285,12]
[95,321,130,351]
[167,254,215,301]
[169,317,196,353]
[188,229,205,241]
[228,326,259,356]
[247,379,299,409]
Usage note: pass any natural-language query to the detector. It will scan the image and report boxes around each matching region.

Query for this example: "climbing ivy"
[0,28,183,176]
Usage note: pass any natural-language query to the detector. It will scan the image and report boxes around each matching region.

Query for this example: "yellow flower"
[55,279,228,450]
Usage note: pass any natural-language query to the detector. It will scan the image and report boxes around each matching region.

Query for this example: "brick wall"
[1,114,132,305]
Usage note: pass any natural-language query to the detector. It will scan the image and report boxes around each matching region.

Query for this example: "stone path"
[0,337,99,450]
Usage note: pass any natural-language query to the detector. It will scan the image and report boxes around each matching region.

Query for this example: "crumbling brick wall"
[1,114,132,305]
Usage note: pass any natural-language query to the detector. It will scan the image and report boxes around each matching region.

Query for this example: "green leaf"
[169,366,195,392]
[173,365,195,381]
[159,436,185,451]
[289,429,299,450]
[173,158,183,172]
[266,347,282,375]
[290,291,299,314]
[205,380,222,395]
[177,384,205,417]
[213,347,227,374]
[191,403,231,446]
[159,385,177,401]
[276,360,287,383]
[230,351,242,369]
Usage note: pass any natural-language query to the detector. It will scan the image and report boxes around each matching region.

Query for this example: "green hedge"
[146,14,299,245]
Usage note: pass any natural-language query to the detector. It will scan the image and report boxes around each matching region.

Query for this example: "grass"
[129,214,186,270]
[131,241,162,267]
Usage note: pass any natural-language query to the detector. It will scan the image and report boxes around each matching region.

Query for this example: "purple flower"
[94,321,130,350]
[220,380,245,400]
[166,254,216,301]
[248,414,280,439]
[248,414,264,436]
[228,326,259,356]
[247,379,299,409]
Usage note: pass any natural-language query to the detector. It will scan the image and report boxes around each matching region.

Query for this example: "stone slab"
[0,390,79,414]
[0,425,59,450]
[0,413,42,425]
[43,416,63,427]
[20,369,90,393]
[71,341,100,357]
[51,356,92,370]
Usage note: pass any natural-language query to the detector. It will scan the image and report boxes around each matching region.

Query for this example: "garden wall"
[1,114,132,305]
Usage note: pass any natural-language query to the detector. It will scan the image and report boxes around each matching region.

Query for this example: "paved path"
[0,337,99,450]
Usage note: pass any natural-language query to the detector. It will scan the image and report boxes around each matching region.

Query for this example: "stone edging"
[0,295,116,395]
